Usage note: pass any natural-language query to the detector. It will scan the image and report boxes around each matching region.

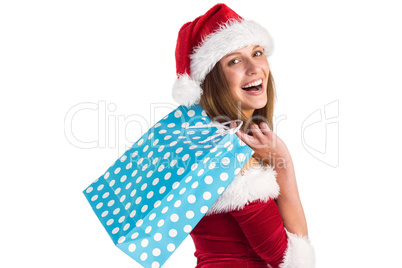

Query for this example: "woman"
[172,4,315,268]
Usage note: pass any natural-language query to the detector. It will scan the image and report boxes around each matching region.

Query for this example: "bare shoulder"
[240,156,261,175]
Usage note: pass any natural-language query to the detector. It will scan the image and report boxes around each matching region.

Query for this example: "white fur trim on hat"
[279,229,316,268]
[191,18,274,83]
[206,164,279,215]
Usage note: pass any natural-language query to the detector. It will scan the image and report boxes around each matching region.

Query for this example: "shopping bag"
[83,103,254,268]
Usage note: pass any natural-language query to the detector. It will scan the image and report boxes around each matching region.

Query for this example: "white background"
[1,0,401,267]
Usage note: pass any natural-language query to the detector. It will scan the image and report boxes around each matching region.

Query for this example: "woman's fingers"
[249,124,265,143]
[232,121,271,149]
[259,122,271,134]
[233,122,257,147]
[235,128,244,142]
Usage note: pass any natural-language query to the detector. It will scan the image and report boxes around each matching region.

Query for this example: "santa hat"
[172,3,274,108]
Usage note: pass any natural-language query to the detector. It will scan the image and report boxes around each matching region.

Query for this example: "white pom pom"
[171,74,203,108]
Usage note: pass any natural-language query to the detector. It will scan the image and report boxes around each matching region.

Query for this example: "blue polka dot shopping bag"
[83,104,254,268]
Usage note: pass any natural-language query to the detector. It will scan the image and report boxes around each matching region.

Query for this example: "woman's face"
[219,45,269,118]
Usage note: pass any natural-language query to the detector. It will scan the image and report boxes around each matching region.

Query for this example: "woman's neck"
[242,109,255,120]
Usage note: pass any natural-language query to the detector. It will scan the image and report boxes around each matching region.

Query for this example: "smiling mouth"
[242,85,262,92]
[241,78,263,92]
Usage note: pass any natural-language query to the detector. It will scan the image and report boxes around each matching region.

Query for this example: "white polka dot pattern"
[83,104,253,268]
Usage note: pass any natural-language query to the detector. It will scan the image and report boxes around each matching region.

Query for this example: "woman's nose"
[246,59,261,75]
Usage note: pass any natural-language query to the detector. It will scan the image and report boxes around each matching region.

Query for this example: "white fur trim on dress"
[206,164,279,215]
[278,228,316,268]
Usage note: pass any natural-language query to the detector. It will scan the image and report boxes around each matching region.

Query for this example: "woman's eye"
[254,50,264,56]
[229,59,239,66]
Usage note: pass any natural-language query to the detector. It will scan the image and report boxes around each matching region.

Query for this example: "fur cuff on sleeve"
[278,228,316,268]
[206,164,279,215]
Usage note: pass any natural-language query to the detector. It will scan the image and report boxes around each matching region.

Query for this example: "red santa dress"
[189,164,315,268]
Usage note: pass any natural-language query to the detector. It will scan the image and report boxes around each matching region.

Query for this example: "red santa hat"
[172,3,274,108]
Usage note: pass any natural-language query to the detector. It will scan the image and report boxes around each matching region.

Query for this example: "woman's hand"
[231,121,290,169]
[231,121,309,237]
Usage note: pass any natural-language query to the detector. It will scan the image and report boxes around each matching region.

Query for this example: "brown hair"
[199,61,277,133]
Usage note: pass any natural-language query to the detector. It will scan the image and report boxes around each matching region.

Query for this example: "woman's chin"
[236,97,267,112]
[251,100,268,110]
[240,101,267,114]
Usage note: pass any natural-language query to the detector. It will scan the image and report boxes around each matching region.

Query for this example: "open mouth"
[241,79,263,92]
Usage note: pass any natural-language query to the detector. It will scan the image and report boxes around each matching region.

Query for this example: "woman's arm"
[234,121,309,237]
[229,200,288,267]
[234,121,315,267]
[274,153,308,237]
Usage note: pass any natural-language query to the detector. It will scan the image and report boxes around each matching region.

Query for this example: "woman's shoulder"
[205,161,280,216]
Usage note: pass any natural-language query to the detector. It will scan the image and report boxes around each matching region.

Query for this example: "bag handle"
[185,120,243,136]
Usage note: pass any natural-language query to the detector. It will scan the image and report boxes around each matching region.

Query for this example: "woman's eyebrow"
[223,52,241,59]
[222,45,262,59]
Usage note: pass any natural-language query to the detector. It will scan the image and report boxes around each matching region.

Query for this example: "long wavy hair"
[199,61,277,134]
